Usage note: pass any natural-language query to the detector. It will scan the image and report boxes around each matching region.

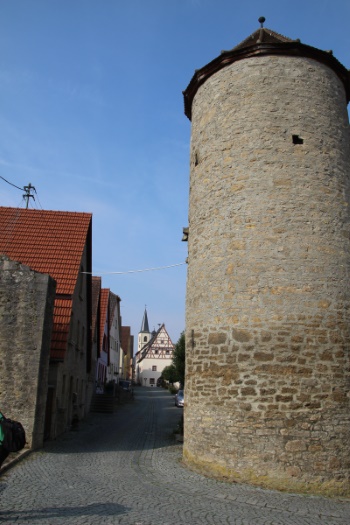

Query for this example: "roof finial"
[258,16,265,28]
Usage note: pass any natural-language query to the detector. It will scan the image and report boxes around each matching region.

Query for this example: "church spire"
[138,307,151,354]
[140,307,150,333]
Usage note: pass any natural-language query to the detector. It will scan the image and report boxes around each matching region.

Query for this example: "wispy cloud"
[47,76,108,107]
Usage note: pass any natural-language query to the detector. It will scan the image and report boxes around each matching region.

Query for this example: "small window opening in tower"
[292,134,304,145]
[194,152,199,166]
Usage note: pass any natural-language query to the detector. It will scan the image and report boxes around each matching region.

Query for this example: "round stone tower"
[183,19,350,496]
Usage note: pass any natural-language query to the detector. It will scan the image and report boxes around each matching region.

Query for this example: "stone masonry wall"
[0,255,56,449]
[184,55,350,496]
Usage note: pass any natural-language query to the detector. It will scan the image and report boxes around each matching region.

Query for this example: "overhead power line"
[1,176,43,209]
[0,175,23,191]
[82,262,187,275]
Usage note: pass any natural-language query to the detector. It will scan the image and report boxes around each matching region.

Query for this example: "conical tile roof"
[183,19,350,119]
[229,26,294,52]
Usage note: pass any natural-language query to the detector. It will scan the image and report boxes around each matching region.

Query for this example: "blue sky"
[1,0,349,348]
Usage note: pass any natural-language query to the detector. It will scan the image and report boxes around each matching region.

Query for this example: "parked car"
[119,380,132,392]
[174,389,184,407]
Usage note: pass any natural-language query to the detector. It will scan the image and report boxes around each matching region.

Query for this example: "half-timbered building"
[135,320,174,386]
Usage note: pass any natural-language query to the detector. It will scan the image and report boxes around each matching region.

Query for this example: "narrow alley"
[1,387,350,525]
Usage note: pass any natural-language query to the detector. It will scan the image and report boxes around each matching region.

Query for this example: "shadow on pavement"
[38,387,183,456]
[0,502,129,521]
[0,387,183,471]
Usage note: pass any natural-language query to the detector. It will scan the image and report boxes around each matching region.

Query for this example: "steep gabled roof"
[183,21,350,119]
[0,207,92,360]
[136,323,174,363]
[0,207,92,294]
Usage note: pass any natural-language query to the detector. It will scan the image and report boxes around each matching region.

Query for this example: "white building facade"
[135,310,174,386]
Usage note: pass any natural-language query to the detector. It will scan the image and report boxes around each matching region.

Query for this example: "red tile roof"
[121,326,131,356]
[91,276,101,343]
[0,207,92,295]
[0,207,92,360]
[99,288,110,354]
[51,298,72,355]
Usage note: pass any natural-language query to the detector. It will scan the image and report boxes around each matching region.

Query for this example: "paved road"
[1,387,350,525]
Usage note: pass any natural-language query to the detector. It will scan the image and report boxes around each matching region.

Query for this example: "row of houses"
[93,280,133,392]
[0,206,133,449]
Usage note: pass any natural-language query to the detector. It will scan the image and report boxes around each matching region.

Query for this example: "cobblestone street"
[1,387,350,525]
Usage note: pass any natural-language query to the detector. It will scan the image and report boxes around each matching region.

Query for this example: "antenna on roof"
[23,182,36,209]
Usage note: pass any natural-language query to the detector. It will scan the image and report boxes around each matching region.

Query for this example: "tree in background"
[161,364,177,384]
[160,332,185,387]
[173,331,185,386]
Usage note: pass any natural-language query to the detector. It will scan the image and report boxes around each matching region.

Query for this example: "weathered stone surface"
[208,332,226,344]
[0,255,56,448]
[184,48,350,496]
